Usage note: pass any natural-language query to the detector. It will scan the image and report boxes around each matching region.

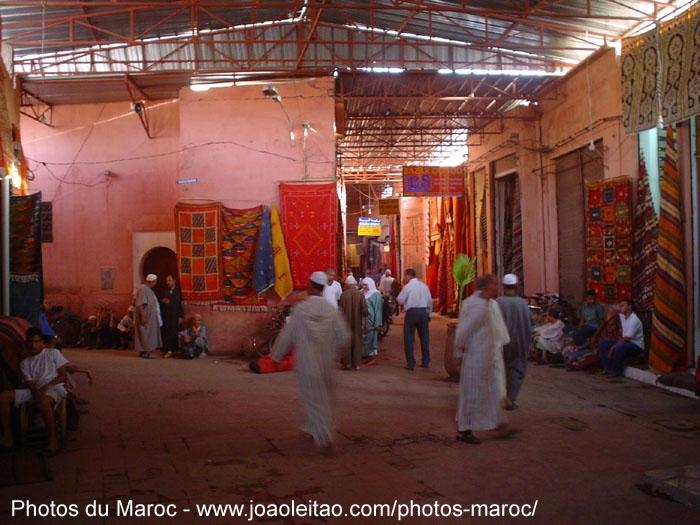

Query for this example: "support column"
[1,168,9,315]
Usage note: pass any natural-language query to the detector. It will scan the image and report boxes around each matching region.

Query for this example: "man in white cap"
[322,268,343,309]
[338,275,368,370]
[496,273,534,410]
[378,269,395,296]
[271,271,349,454]
[134,274,163,358]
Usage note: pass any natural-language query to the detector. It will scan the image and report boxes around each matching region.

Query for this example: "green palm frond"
[453,254,476,311]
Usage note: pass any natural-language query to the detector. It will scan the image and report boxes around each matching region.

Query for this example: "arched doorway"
[141,247,178,300]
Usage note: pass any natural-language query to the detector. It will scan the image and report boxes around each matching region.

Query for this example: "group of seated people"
[80,304,210,359]
[83,306,135,349]
[528,291,646,377]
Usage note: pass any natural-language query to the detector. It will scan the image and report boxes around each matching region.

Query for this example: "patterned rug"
[632,157,658,312]
[649,126,687,373]
[279,183,337,290]
[175,202,224,304]
[586,177,632,304]
[214,205,267,311]
[10,192,42,274]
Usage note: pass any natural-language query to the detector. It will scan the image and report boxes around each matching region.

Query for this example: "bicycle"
[45,305,84,347]
[251,305,293,356]
[524,292,574,325]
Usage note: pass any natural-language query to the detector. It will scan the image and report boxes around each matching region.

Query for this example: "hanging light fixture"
[263,85,295,147]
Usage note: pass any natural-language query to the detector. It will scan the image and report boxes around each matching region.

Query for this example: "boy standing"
[0,327,69,454]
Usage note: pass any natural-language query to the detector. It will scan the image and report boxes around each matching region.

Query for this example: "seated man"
[0,327,69,455]
[531,309,568,363]
[567,290,606,346]
[116,306,135,349]
[597,299,644,376]
[178,314,209,359]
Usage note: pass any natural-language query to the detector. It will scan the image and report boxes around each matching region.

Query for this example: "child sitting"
[178,315,209,359]
[0,327,69,455]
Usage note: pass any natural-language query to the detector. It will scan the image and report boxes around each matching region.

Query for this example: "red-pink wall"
[21,78,336,353]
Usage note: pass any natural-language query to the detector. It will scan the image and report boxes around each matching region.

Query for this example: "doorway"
[140,247,177,300]
[555,142,603,311]
[494,173,523,289]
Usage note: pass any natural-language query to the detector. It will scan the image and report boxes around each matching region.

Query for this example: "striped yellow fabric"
[649,126,687,373]
[270,203,293,300]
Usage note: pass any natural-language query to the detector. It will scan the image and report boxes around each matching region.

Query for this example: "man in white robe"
[454,274,515,444]
[134,274,163,357]
[271,271,349,454]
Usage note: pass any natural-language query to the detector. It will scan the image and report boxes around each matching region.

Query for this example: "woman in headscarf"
[361,277,383,365]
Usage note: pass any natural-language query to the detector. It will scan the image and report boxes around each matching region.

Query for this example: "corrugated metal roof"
[1,1,677,169]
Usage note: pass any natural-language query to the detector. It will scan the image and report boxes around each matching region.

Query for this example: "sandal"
[456,432,480,445]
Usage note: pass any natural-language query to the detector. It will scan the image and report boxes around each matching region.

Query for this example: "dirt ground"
[1,314,698,524]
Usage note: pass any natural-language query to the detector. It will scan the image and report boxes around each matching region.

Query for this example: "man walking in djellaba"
[271,271,349,455]
[453,274,518,444]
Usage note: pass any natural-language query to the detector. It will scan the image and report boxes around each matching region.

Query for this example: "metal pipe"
[1,168,10,315]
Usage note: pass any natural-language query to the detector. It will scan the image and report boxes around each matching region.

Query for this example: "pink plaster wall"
[399,197,427,279]
[21,78,336,354]
[466,48,638,297]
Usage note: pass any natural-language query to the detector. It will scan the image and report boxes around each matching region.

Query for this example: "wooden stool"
[18,397,67,448]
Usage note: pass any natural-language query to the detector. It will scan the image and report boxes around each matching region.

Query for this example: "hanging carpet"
[585,177,633,304]
[10,192,42,275]
[9,275,41,327]
[175,202,224,304]
[279,183,337,290]
[632,157,658,312]
[252,206,274,295]
[649,126,687,373]
[214,205,267,311]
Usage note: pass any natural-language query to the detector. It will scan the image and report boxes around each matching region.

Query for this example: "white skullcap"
[146,274,157,282]
[502,273,518,286]
[345,275,357,285]
[385,269,391,275]
[309,271,328,286]
[88,315,97,320]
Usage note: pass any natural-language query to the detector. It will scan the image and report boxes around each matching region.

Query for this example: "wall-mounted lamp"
[130,102,144,114]
[263,85,295,147]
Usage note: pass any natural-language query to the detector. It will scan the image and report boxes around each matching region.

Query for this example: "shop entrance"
[554,142,603,313]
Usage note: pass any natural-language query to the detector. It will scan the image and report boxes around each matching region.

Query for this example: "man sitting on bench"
[0,327,69,455]
[597,299,645,377]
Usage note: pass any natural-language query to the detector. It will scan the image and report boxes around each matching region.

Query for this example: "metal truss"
[19,89,53,126]
[336,70,540,169]
[2,1,672,76]
[124,74,152,138]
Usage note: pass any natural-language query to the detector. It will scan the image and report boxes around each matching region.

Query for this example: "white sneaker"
[198,352,207,359]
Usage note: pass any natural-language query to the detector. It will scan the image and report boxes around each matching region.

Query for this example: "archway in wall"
[141,247,177,300]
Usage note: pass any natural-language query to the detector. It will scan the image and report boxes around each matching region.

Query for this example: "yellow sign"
[358,217,382,236]
[379,199,400,215]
